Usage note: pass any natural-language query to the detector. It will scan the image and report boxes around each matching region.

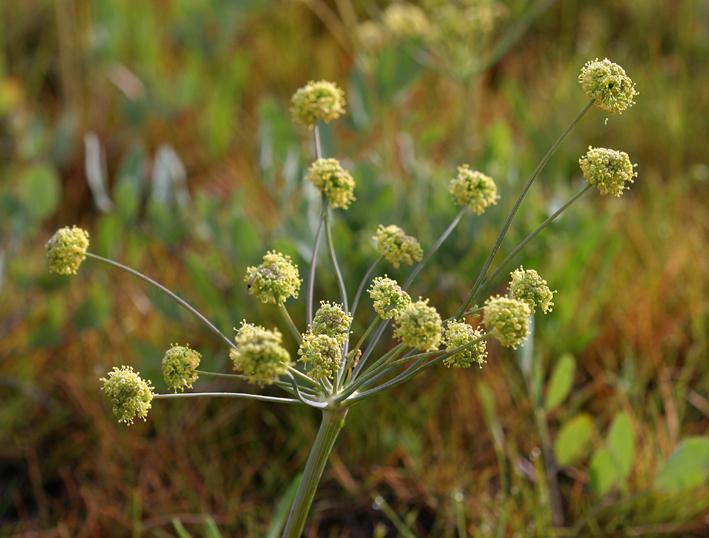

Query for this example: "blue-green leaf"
[544,353,576,411]
[607,412,635,482]
[590,448,617,496]
[554,413,594,466]
[655,437,709,491]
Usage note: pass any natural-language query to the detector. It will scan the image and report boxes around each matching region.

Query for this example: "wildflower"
[298,332,343,380]
[230,322,292,385]
[374,224,423,268]
[382,3,431,40]
[100,366,154,425]
[162,344,201,393]
[509,267,555,314]
[368,276,412,319]
[483,296,532,349]
[579,58,637,114]
[442,321,488,368]
[394,298,443,351]
[356,20,389,51]
[312,301,352,346]
[290,80,346,128]
[579,147,637,197]
[245,251,301,305]
[449,165,499,214]
[45,226,89,275]
[307,158,356,210]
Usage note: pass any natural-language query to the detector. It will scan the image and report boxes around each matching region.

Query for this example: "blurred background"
[1,0,708,536]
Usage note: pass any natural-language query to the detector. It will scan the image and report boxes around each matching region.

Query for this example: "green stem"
[324,206,348,314]
[338,315,380,389]
[307,201,327,326]
[85,252,234,349]
[336,343,406,403]
[153,392,300,405]
[350,256,383,318]
[456,99,595,319]
[195,370,317,396]
[282,408,348,538]
[279,303,302,344]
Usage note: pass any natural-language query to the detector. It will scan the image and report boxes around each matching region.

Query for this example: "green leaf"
[655,437,709,491]
[265,474,302,538]
[204,515,223,538]
[590,448,617,496]
[544,353,576,411]
[607,412,635,482]
[172,517,193,538]
[554,413,594,466]
[17,163,61,220]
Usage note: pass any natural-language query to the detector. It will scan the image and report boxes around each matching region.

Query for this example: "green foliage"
[655,437,709,491]
[544,352,576,411]
[554,413,595,466]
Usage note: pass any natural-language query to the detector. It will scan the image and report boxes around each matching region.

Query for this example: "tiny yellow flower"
[374,224,423,268]
[579,58,638,114]
[394,298,443,351]
[449,165,499,214]
[298,332,343,381]
[45,226,89,275]
[290,80,346,128]
[368,276,411,320]
[162,344,201,393]
[509,267,555,314]
[100,366,154,425]
[230,322,292,385]
[579,147,637,197]
[312,301,352,346]
[307,158,356,210]
[484,296,532,349]
[245,251,302,305]
[443,321,488,368]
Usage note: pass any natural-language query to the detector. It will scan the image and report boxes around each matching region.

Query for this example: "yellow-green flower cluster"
[509,267,555,314]
[162,344,201,393]
[394,298,443,351]
[449,165,499,214]
[368,276,412,319]
[483,296,532,349]
[100,366,154,425]
[382,3,431,40]
[45,226,89,275]
[290,80,346,128]
[230,322,291,385]
[245,251,301,305]
[307,158,356,210]
[579,147,637,197]
[442,321,487,369]
[298,333,343,381]
[579,58,637,115]
[374,224,423,268]
[312,301,352,345]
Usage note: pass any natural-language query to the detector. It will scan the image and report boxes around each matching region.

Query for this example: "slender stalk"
[85,252,234,349]
[337,315,381,389]
[153,392,300,405]
[314,124,323,160]
[279,303,302,344]
[335,343,406,403]
[288,366,319,389]
[307,201,327,326]
[324,207,348,314]
[350,256,383,318]
[195,370,318,396]
[456,99,595,319]
[282,408,348,538]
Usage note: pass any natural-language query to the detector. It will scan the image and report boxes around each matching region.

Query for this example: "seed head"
[100,366,154,425]
[449,165,499,214]
[45,226,89,275]
[579,58,637,114]
[162,344,201,393]
[307,158,356,210]
[374,224,423,268]
[298,332,343,381]
[245,251,301,305]
[483,296,532,349]
[290,80,346,128]
[509,267,555,314]
[442,321,488,368]
[230,322,292,385]
[394,298,443,351]
[368,276,412,319]
[312,301,352,346]
[382,3,431,40]
[579,147,637,197]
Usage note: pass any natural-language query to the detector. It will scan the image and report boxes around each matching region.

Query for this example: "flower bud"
[483,296,532,349]
[394,298,443,351]
[100,366,154,425]
[245,251,302,305]
[579,58,637,114]
[449,165,499,214]
[230,322,292,385]
[368,276,411,319]
[45,226,89,275]
[509,267,555,314]
[312,301,352,346]
[374,224,423,268]
[162,344,201,393]
[306,158,355,210]
[442,321,488,368]
[298,332,343,381]
[290,80,346,128]
[579,147,637,197]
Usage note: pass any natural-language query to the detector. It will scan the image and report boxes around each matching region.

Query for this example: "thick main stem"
[282,408,348,538]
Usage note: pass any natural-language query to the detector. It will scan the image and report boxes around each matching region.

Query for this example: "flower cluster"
[100,366,154,425]
[374,224,423,268]
[579,58,637,115]
[298,333,343,381]
[442,321,487,368]
[311,301,352,345]
[307,158,356,210]
[382,3,431,40]
[290,80,346,128]
[230,322,291,385]
[394,298,443,351]
[45,226,90,275]
[162,344,201,393]
[509,267,555,314]
[483,296,532,349]
[579,147,637,197]
[448,165,499,214]
[245,251,301,305]
[368,276,412,319]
